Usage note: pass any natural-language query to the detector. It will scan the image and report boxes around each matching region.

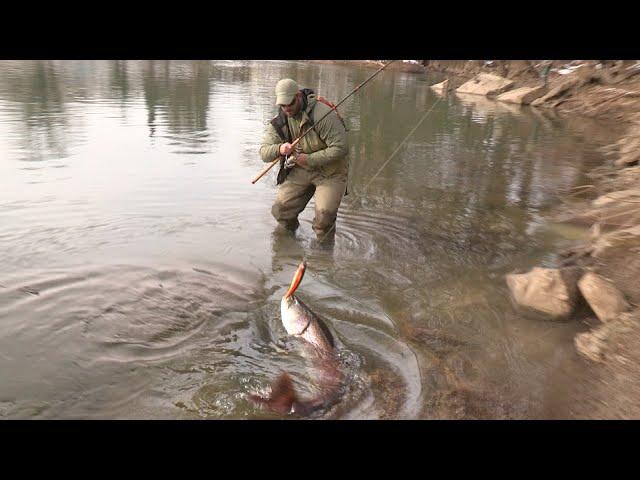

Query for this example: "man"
[259,78,349,241]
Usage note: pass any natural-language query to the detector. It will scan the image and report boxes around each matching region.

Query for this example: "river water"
[0,60,623,419]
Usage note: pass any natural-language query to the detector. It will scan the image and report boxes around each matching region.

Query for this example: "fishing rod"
[251,60,396,184]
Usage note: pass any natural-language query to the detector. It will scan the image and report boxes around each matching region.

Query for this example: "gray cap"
[275,78,299,105]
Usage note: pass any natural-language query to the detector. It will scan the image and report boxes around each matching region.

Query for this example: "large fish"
[250,261,344,416]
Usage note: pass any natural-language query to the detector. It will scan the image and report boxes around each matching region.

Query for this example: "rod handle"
[251,157,280,184]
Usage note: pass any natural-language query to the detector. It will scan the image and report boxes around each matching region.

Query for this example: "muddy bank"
[426,60,640,418]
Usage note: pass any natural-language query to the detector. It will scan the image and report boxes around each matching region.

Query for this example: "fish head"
[281,294,309,335]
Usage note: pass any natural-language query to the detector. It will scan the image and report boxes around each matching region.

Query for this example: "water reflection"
[110,60,130,102]
[3,61,70,162]
[142,61,212,153]
[0,60,625,419]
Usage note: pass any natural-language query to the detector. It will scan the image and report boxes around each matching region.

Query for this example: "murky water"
[0,60,623,419]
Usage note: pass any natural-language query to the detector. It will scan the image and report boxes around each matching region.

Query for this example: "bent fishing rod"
[251,60,396,184]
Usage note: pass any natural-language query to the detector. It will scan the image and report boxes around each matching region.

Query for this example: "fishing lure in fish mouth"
[284,260,306,299]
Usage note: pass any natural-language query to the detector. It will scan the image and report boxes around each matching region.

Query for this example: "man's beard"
[283,102,300,117]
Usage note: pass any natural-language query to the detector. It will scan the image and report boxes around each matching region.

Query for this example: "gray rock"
[578,272,631,322]
[496,86,547,105]
[430,79,450,93]
[456,73,514,97]
[506,267,582,319]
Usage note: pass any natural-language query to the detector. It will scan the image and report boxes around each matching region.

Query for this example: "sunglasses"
[279,96,297,108]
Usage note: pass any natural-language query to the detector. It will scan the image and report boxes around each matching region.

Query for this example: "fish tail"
[249,372,299,415]
[249,372,329,416]
[250,364,343,417]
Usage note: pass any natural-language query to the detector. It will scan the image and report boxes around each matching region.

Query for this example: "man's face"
[280,92,301,117]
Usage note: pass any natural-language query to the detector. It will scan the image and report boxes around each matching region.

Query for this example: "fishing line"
[309,94,445,249]
[362,96,443,194]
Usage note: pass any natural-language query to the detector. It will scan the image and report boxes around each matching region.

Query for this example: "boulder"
[456,73,514,97]
[496,86,547,105]
[506,267,582,319]
[578,272,631,322]
[430,79,450,93]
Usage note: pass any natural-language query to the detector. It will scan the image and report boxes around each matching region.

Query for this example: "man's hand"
[294,152,308,166]
[279,143,295,156]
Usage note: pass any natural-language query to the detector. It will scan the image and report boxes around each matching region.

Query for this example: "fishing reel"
[284,155,296,169]
[284,145,303,170]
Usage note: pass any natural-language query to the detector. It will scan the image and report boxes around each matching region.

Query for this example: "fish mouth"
[284,261,307,299]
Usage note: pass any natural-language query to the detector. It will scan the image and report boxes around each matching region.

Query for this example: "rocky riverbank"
[316,59,640,417]
[426,60,640,418]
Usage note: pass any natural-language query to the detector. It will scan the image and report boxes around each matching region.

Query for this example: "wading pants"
[271,166,347,239]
